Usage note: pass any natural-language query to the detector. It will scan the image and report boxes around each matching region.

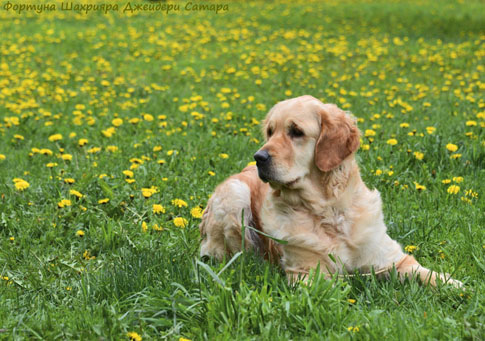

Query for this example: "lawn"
[0,0,484,339]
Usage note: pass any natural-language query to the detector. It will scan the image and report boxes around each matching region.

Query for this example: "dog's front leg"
[395,255,463,288]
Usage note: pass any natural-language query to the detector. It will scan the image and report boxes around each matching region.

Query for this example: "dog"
[199,95,462,287]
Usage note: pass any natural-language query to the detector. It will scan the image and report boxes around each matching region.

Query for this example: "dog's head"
[254,96,360,187]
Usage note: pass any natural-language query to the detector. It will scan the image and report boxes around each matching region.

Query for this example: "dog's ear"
[314,105,360,172]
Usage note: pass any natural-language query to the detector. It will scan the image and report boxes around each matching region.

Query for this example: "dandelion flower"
[413,151,424,160]
[153,204,166,214]
[446,143,458,152]
[127,332,142,341]
[13,178,30,191]
[98,198,110,204]
[58,199,71,208]
[173,217,188,228]
[190,206,204,218]
[69,189,83,198]
[48,134,63,142]
[152,224,163,231]
[386,138,398,146]
[447,185,460,195]
[76,230,85,237]
[171,199,188,208]
[0,154,5,160]
[141,187,157,198]
[414,182,426,191]
[426,126,436,134]
[112,118,123,127]
[404,245,418,253]
[123,170,134,178]
[78,138,88,147]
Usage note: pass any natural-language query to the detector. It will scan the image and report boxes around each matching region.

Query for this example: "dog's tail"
[199,178,264,261]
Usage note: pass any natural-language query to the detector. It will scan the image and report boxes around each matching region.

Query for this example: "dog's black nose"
[254,150,270,163]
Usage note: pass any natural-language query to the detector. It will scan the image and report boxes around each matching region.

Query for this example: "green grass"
[0,0,484,339]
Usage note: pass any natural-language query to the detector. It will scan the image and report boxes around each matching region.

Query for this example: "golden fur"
[200,96,462,287]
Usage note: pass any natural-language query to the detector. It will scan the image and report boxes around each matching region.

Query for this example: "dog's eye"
[267,128,273,137]
[289,126,304,138]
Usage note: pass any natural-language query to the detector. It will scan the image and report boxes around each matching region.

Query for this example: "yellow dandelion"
[14,134,24,140]
[48,134,63,142]
[414,182,426,191]
[69,189,83,198]
[142,221,148,232]
[127,332,142,341]
[447,185,460,195]
[152,204,166,214]
[413,151,424,160]
[61,154,73,161]
[465,120,477,126]
[425,126,436,134]
[40,148,53,155]
[442,179,451,184]
[208,171,215,176]
[46,162,58,168]
[107,145,119,152]
[404,245,418,253]
[190,206,204,219]
[13,178,30,191]
[0,154,5,160]
[387,138,398,146]
[452,176,463,183]
[112,118,123,127]
[152,224,164,231]
[446,143,458,152]
[98,198,110,204]
[78,138,88,147]
[57,199,71,208]
[76,230,85,237]
[219,153,229,159]
[171,199,188,208]
[400,123,410,128]
[123,170,134,178]
[173,217,188,228]
[364,129,376,137]
[141,187,158,198]
[450,153,462,159]
[64,178,75,184]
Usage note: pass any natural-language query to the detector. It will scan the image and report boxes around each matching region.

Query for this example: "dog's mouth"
[256,163,300,188]
[284,177,300,187]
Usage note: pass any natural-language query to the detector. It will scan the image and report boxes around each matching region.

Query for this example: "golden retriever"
[200,95,462,287]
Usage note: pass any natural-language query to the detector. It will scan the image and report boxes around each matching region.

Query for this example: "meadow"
[0,0,484,339]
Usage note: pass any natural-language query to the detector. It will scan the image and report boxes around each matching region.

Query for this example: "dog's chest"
[261,198,352,254]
